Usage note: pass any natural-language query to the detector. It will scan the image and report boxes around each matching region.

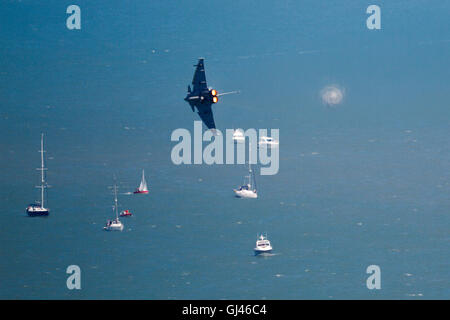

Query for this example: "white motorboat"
[254,234,273,255]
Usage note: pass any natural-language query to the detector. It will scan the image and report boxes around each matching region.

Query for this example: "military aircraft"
[184,58,238,130]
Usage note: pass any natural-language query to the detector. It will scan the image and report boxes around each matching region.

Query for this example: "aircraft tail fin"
[188,85,192,93]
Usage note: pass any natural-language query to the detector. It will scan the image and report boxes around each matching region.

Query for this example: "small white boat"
[254,234,272,255]
[258,136,279,147]
[232,129,245,144]
[134,169,149,194]
[104,183,124,231]
[26,133,50,217]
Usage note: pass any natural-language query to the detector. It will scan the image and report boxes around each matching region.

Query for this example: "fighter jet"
[184,58,238,130]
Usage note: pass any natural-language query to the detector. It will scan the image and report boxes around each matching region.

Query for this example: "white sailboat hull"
[104,222,124,231]
[234,189,258,198]
[26,205,49,216]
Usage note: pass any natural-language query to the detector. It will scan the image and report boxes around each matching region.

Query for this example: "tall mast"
[38,133,46,208]
[114,183,119,220]
[248,142,252,187]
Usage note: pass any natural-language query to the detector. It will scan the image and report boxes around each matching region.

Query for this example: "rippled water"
[0,1,449,299]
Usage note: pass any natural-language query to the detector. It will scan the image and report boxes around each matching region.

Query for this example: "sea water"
[0,0,448,299]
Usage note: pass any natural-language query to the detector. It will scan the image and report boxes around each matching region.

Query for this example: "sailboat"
[234,144,258,199]
[134,169,149,194]
[26,134,50,216]
[104,183,124,231]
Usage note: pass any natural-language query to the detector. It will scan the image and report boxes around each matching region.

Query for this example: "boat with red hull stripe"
[134,169,149,194]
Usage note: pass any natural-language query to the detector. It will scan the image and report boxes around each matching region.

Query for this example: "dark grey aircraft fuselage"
[184,89,216,107]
